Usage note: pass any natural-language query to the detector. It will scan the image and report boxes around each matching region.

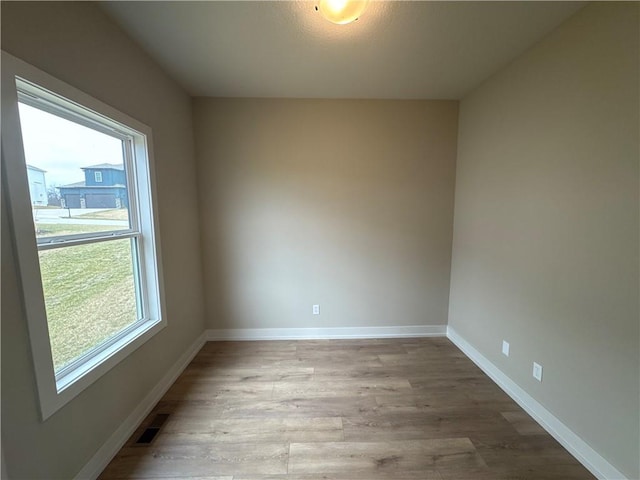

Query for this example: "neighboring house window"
[94,171,103,183]
[2,53,166,419]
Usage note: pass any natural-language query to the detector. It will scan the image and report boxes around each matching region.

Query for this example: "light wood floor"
[99,338,595,479]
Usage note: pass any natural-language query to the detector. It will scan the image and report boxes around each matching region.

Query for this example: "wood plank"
[180,366,314,383]
[342,410,518,442]
[100,443,288,478]
[296,341,408,356]
[501,410,548,436]
[288,438,484,474]
[199,341,298,356]
[163,380,274,401]
[438,463,596,480]
[160,417,343,443]
[232,472,442,480]
[220,396,381,418]
[272,379,413,399]
[472,435,580,467]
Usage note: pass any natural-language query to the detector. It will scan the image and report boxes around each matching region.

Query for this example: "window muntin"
[2,52,165,419]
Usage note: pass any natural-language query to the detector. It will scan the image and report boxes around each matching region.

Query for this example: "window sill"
[42,318,166,420]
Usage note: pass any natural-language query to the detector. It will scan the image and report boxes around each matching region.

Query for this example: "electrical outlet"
[502,340,510,357]
[533,362,543,382]
[313,304,320,315]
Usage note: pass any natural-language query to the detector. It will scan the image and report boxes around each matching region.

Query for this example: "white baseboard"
[74,332,207,480]
[446,326,628,480]
[206,324,447,341]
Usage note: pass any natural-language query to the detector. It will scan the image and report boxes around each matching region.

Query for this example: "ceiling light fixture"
[316,0,369,25]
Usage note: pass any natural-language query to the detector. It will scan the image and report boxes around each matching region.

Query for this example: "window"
[2,52,166,419]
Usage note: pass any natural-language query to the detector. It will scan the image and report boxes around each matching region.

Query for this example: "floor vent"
[135,413,170,445]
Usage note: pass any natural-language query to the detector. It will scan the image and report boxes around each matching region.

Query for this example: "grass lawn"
[38,225,138,371]
[36,223,113,238]
[74,208,129,221]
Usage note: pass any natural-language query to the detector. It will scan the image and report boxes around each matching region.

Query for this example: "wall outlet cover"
[502,340,510,357]
[312,305,320,315]
[533,362,543,382]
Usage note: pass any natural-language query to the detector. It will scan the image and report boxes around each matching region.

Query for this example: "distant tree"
[47,186,62,207]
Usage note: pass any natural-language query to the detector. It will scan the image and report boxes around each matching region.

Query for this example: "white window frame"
[1,52,167,420]
[94,171,103,183]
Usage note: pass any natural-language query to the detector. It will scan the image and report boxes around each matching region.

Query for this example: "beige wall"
[194,99,458,330]
[3,2,636,479]
[449,3,639,478]
[1,2,205,478]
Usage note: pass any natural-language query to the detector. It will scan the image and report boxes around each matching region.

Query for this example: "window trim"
[94,171,103,183]
[1,51,167,420]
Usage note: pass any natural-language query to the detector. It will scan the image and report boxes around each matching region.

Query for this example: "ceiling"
[101,1,584,99]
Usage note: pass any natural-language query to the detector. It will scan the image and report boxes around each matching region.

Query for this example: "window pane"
[38,238,140,372]
[17,102,132,240]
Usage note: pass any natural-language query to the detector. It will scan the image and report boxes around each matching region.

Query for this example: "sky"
[18,102,124,188]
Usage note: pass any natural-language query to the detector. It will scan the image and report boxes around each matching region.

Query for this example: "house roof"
[59,181,86,188]
[27,164,46,173]
[81,163,124,171]
[59,181,127,190]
